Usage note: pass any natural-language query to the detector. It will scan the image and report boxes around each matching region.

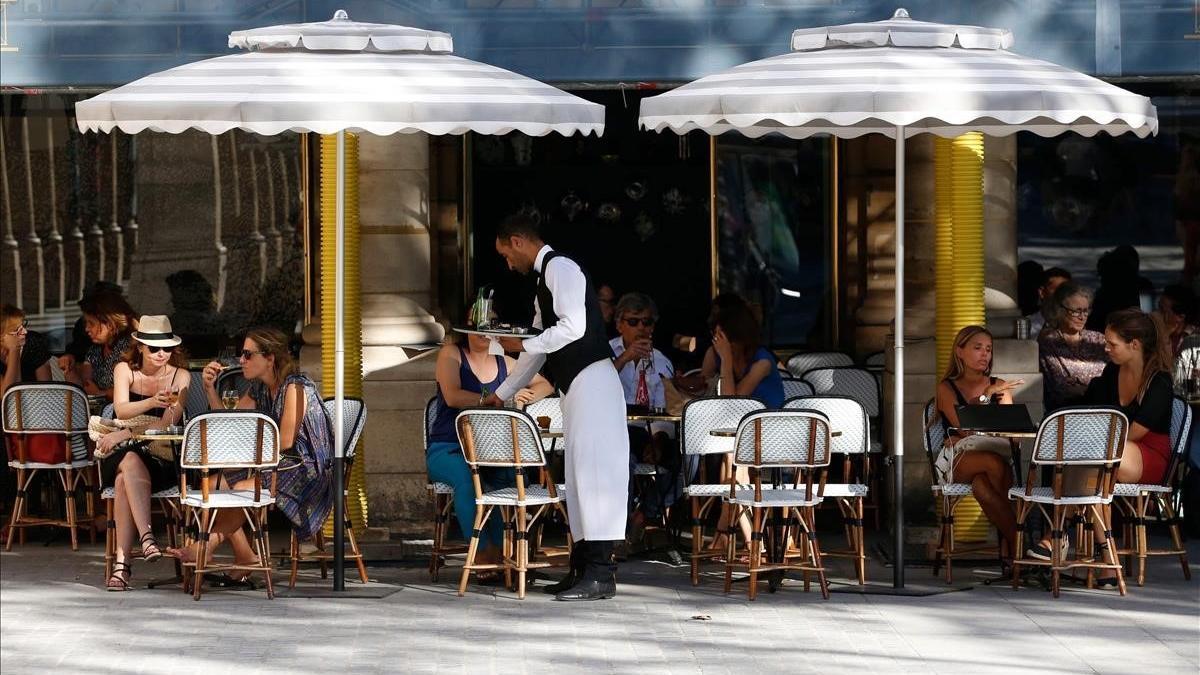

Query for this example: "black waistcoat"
[535,251,614,393]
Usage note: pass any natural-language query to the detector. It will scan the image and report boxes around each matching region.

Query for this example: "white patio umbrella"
[77,9,604,590]
[639,8,1156,588]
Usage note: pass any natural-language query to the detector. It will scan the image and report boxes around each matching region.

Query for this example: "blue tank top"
[715,346,785,408]
[428,346,508,445]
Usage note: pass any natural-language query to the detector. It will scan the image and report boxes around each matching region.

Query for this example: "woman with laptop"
[932,325,1023,561]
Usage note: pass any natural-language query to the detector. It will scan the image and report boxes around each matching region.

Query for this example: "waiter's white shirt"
[496,245,588,400]
[608,337,674,410]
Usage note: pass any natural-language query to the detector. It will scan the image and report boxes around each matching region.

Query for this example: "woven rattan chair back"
[1162,395,1193,486]
[2,383,90,435]
[1031,407,1128,466]
[923,398,949,473]
[785,351,853,378]
[803,367,881,418]
[681,396,765,457]
[423,395,437,448]
[323,397,367,462]
[181,411,281,470]
[524,396,564,430]
[733,409,831,469]
[785,395,869,456]
[863,351,886,369]
[455,408,546,468]
[781,377,815,401]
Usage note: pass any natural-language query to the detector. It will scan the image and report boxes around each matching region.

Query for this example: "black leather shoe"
[542,568,582,595]
[554,578,616,601]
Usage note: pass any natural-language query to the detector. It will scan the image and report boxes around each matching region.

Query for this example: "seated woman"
[707,301,785,554]
[1028,309,1174,584]
[94,316,190,591]
[427,327,552,578]
[1037,282,1107,412]
[933,325,1021,560]
[708,301,784,408]
[1,304,53,395]
[174,327,336,574]
[70,293,139,401]
[1157,284,1198,358]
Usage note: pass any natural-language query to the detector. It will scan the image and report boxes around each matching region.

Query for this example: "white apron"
[560,358,630,541]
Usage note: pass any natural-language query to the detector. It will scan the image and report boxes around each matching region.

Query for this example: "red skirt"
[1134,431,1171,485]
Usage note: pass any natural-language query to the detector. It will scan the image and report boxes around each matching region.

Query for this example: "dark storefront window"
[716,136,833,348]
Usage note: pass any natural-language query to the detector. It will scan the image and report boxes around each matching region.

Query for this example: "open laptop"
[953,404,1037,434]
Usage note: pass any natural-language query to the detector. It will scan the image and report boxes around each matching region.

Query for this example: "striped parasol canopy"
[639,8,1157,140]
[76,10,604,138]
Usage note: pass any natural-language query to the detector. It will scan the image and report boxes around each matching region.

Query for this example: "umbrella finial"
[892,8,911,20]
[332,9,349,21]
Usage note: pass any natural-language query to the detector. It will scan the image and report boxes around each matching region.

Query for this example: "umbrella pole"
[333,129,346,591]
[893,126,906,588]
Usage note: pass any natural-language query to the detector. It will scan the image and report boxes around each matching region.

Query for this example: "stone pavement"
[1,537,1197,674]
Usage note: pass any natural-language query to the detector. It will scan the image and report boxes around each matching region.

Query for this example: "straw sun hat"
[132,315,183,348]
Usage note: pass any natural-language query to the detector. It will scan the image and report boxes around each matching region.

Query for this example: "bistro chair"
[1009,407,1129,597]
[423,395,463,582]
[287,397,371,588]
[524,396,564,452]
[722,409,832,600]
[454,408,568,599]
[805,366,883,527]
[179,411,280,600]
[780,376,815,401]
[1113,395,1192,585]
[2,383,95,551]
[784,395,870,584]
[923,399,1000,583]
[96,403,184,583]
[785,351,853,379]
[680,396,765,585]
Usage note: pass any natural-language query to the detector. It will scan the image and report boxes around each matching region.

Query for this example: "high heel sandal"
[140,531,163,562]
[106,562,132,592]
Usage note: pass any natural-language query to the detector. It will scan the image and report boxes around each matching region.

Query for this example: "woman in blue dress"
[427,329,553,577]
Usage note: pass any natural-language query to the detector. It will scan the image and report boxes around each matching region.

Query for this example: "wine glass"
[221,389,239,410]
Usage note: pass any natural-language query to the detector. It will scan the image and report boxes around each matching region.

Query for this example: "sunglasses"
[622,317,656,327]
[1061,305,1091,318]
[146,345,175,354]
[6,319,28,334]
[240,349,266,360]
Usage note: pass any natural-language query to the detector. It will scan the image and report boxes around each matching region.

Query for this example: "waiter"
[483,214,629,601]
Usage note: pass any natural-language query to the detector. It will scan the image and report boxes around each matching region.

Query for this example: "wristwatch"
[978,394,989,403]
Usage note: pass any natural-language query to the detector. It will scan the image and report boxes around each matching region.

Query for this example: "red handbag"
[5,434,69,464]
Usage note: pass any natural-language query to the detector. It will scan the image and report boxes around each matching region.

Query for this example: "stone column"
[300,132,445,533]
[983,135,1022,337]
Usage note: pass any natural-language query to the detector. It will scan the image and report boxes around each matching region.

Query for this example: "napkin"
[488,337,505,356]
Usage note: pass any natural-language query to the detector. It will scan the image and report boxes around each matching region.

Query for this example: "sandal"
[106,562,132,592]
[140,532,162,562]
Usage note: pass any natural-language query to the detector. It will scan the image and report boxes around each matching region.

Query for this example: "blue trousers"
[426,442,514,550]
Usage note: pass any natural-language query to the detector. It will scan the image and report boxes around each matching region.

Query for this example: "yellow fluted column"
[934,132,989,543]
[319,133,367,534]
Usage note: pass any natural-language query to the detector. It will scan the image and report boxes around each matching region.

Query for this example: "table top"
[539,429,564,439]
[709,428,841,438]
[134,433,185,442]
[452,327,540,339]
[953,428,1036,439]
[627,413,682,423]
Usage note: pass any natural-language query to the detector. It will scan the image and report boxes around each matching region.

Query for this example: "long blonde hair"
[1105,309,1173,402]
[940,325,994,384]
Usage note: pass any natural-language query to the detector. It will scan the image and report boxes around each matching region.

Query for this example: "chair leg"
[193,509,211,601]
[429,493,446,582]
[6,467,27,552]
[289,531,300,590]
[747,507,762,601]
[1160,497,1191,580]
[722,507,737,595]
[516,507,528,600]
[855,498,866,585]
[1135,495,1148,587]
[346,519,370,584]
[944,497,957,585]
[83,469,97,545]
[316,530,329,580]
[63,469,79,551]
[690,496,702,586]
[457,506,486,597]
[804,507,829,600]
[104,497,115,582]
[1093,505,1126,596]
[1011,501,1027,590]
[258,509,274,600]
